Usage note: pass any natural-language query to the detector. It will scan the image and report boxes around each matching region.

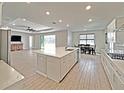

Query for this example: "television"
[11,35,21,42]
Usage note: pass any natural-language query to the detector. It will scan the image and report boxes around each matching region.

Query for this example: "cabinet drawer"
[37,54,47,74]
[47,56,61,82]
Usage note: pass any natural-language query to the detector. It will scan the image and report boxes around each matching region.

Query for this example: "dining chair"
[92,45,96,55]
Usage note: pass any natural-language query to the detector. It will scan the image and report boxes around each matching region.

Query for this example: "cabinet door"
[37,54,47,75]
[11,45,14,51]
[61,58,68,79]
[106,61,113,82]
[74,50,78,63]
[100,55,104,65]
[101,54,113,87]
[47,56,60,82]
[65,54,72,71]
[113,71,124,90]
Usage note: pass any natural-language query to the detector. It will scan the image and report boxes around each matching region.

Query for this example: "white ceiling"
[2,2,124,32]
[7,18,53,31]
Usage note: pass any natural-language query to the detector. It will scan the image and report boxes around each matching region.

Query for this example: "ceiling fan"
[26,26,36,32]
[12,25,53,32]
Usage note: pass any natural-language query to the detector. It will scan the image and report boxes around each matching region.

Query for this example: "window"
[40,35,44,49]
[41,35,56,50]
[29,36,33,49]
[79,34,95,45]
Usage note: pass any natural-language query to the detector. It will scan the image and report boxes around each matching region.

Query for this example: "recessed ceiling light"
[12,23,15,25]
[86,5,91,10]
[58,19,62,23]
[88,18,92,22]
[46,11,50,15]
[66,24,69,27]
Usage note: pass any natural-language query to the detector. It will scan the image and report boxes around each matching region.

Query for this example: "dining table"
[80,45,94,54]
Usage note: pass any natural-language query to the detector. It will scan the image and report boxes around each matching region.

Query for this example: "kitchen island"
[34,47,79,82]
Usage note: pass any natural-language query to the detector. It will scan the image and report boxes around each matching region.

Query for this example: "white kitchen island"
[34,47,79,82]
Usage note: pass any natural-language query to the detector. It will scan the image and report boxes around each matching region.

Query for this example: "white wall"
[72,30,105,53]
[0,3,2,55]
[32,34,41,49]
[0,5,1,57]
[67,30,72,46]
[11,31,31,50]
[0,3,2,25]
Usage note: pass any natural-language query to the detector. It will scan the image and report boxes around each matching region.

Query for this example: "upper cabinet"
[116,17,124,30]
[107,19,116,32]
[107,17,124,32]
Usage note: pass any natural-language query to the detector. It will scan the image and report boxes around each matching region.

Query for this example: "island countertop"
[0,60,24,89]
[33,47,78,58]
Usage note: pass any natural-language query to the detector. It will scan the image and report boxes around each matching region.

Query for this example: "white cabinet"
[37,54,47,76]
[36,49,78,82]
[47,50,78,82]
[112,70,124,90]
[61,58,68,79]
[101,50,124,90]
[47,56,61,82]
[101,54,113,85]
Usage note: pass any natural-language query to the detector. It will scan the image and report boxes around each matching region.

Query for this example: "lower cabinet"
[11,43,23,51]
[112,70,124,89]
[37,49,78,82]
[61,58,68,79]
[101,50,124,90]
[37,54,47,76]
[47,56,61,82]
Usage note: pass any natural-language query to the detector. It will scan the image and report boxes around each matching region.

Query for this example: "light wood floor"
[6,50,111,90]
